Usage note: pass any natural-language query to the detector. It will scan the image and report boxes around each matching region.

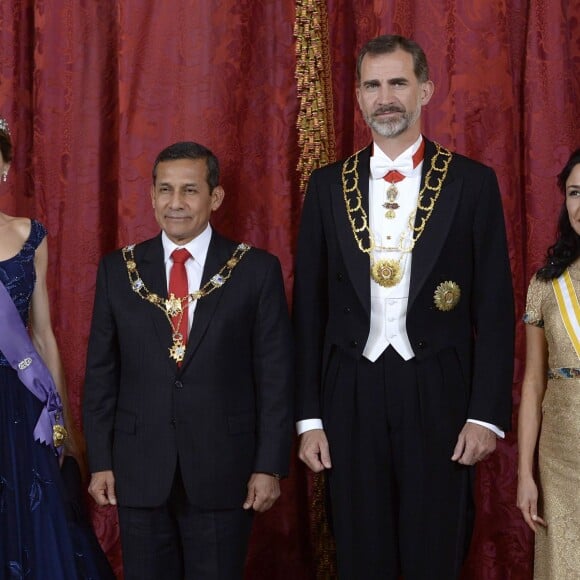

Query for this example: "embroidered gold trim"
[341,143,452,287]
[122,243,251,362]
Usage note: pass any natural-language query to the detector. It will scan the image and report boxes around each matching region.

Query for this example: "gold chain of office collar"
[341,142,452,287]
[122,242,251,362]
[342,142,452,254]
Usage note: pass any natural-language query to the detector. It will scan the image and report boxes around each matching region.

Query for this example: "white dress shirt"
[161,225,212,335]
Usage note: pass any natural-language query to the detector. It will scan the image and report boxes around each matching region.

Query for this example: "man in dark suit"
[294,35,514,579]
[83,141,293,580]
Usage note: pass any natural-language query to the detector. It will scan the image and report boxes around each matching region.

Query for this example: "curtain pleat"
[0,1,578,578]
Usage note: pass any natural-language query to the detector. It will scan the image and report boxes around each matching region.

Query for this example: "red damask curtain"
[1,1,579,578]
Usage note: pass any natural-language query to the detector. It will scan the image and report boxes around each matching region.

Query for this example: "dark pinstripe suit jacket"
[84,230,293,508]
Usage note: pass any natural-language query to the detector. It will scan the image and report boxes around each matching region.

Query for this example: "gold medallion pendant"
[53,423,68,448]
[433,280,461,311]
[169,338,186,363]
[165,294,183,317]
[382,184,400,219]
[371,259,403,287]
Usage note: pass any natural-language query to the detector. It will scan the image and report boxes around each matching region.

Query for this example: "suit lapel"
[408,139,462,310]
[180,231,231,369]
[137,235,176,372]
[332,145,372,315]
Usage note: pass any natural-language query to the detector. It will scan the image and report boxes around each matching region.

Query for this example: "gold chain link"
[341,143,452,256]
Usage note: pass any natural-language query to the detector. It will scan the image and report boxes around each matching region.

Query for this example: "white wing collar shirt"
[363,135,424,362]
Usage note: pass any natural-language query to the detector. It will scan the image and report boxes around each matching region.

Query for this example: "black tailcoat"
[294,138,514,432]
[293,138,514,577]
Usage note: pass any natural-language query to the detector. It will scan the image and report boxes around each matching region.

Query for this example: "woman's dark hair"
[0,126,12,163]
[536,148,580,280]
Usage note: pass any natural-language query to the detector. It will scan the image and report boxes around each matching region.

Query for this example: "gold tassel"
[294,0,336,196]
[295,2,337,577]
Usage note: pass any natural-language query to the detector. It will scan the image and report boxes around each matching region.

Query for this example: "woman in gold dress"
[518,148,580,578]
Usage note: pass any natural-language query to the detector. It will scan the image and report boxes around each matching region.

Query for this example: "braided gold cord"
[294,0,336,196]
[295,1,338,578]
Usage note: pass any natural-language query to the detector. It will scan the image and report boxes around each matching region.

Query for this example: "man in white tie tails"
[293,35,514,579]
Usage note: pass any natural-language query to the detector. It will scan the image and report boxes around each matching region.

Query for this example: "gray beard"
[365,105,421,138]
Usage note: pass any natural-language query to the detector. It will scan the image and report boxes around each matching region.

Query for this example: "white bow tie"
[370,155,414,180]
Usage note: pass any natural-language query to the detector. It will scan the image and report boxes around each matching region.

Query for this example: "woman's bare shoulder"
[0,214,31,237]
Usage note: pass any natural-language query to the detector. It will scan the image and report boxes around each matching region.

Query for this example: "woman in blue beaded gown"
[0,119,115,579]
[517,148,580,578]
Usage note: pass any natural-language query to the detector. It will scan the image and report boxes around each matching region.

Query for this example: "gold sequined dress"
[524,262,580,579]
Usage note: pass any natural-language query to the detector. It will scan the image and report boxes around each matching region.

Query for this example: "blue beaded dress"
[0,220,114,580]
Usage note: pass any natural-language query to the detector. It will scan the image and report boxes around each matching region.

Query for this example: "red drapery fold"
[1,1,579,578]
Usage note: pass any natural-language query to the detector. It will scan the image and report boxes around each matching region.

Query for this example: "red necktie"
[169,248,191,348]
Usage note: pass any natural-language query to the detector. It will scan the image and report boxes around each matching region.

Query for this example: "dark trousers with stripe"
[324,346,474,580]
[118,464,253,580]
